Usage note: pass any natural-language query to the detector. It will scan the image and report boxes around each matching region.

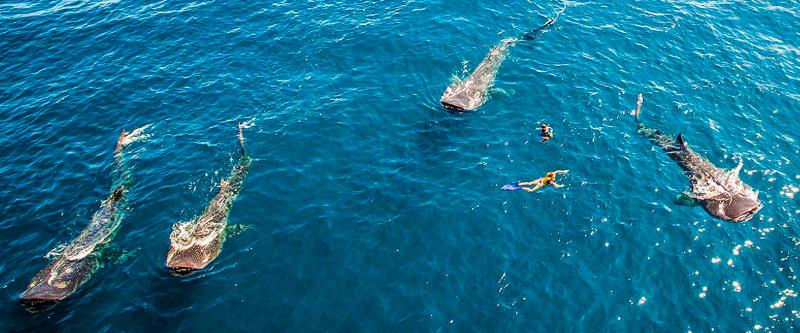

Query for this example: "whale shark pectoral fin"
[489,87,510,98]
[224,224,252,238]
[100,247,138,265]
[674,192,699,206]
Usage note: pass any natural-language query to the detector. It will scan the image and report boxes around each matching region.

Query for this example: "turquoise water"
[1,0,799,331]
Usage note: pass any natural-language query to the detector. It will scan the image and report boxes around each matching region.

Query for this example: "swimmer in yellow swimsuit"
[518,170,569,192]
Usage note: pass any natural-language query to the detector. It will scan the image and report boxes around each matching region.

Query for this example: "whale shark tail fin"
[522,3,566,40]
[634,93,643,123]
[522,18,556,41]
[237,123,246,156]
[115,129,128,155]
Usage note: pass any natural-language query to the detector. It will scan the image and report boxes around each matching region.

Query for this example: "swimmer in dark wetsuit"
[540,123,553,142]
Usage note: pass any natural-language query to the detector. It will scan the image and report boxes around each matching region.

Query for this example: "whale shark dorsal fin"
[676,134,687,147]
[109,186,125,203]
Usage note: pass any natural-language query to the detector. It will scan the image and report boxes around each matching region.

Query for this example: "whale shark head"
[702,191,763,222]
[166,234,224,274]
[666,134,763,222]
[19,255,99,311]
[440,82,486,112]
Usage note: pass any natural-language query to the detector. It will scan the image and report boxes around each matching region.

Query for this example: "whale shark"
[166,124,251,274]
[440,18,556,112]
[633,94,762,222]
[20,126,148,311]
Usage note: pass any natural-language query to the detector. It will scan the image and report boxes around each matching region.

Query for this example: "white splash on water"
[44,243,68,259]
[239,118,256,129]
[122,124,152,146]
[780,184,799,198]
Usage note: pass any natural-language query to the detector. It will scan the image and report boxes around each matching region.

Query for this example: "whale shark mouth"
[729,201,763,222]
[166,252,209,273]
[168,266,198,276]
[18,296,60,313]
[19,254,99,312]
[19,288,69,303]
[19,276,75,312]
[441,101,467,112]
[701,192,763,222]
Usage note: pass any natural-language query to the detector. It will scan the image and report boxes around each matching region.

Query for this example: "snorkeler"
[540,123,554,142]
[502,170,569,192]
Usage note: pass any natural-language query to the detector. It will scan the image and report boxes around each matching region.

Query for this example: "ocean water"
[1,0,799,331]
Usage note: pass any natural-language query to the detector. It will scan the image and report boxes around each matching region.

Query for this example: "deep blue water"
[1,0,799,331]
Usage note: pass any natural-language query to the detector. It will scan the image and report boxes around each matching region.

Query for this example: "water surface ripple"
[1,0,799,331]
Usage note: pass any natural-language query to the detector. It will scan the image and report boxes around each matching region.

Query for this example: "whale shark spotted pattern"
[166,123,252,273]
[440,18,557,112]
[633,95,762,222]
[19,126,149,311]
